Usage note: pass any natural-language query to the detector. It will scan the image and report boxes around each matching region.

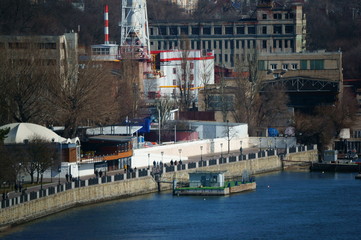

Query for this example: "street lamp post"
[161,151,164,163]
[220,143,223,158]
[200,146,203,161]
[259,137,262,151]
[274,137,277,150]
[178,149,182,161]
[240,141,243,155]
[148,153,150,169]
[58,166,61,185]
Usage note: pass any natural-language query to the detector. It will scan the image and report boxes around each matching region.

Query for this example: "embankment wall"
[0,149,317,230]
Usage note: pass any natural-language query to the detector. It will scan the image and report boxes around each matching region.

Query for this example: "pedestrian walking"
[66,173,69,182]
[99,170,103,178]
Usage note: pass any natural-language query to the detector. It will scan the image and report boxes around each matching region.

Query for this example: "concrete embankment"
[0,149,317,230]
[0,177,158,231]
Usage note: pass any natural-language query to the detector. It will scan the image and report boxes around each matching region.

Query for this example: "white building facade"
[144,49,215,101]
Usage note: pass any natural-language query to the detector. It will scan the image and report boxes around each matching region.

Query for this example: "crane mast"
[119,0,151,60]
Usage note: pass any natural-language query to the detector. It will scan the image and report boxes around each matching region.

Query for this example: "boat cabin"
[189,171,225,188]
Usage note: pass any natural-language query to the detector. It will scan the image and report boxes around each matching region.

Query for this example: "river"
[1,171,361,240]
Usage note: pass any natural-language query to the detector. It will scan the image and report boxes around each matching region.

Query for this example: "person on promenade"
[66,173,69,182]
[99,170,103,178]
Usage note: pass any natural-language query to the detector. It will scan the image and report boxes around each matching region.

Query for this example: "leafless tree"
[0,47,50,125]
[46,61,118,138]
[22,136,57,185]
[231,50,289,135]
[295,88,358,152]
[116,60,144,121]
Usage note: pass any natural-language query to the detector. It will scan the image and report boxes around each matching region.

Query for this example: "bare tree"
[22,136,57,185]
[0,47,50,125]
[295,88,358,152]
[116,60,144,121]
[46,61,118,138]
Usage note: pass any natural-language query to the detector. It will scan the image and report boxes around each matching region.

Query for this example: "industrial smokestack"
[104,4,109,44]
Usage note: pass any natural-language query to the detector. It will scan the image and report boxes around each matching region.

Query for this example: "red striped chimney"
[104,4,109,44]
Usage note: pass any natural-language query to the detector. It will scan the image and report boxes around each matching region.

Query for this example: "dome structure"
[0,123,78,145]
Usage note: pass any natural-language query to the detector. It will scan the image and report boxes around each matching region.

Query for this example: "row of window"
[154,39,259,50]
[262,12,294,20]
[152,23,293,36]
[92,48,110,55]
[8,58,57,66]
[258,60,325,71]
[0,42,57,50]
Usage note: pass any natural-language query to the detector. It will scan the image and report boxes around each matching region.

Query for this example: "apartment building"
[0,32,78,76]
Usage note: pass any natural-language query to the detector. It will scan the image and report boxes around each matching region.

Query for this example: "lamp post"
[200,146,203,161]
[274,137,277,150]
[220,143,223,158]
[240,141,243,155]
[58,166,61,185]
[259,137,262,151]
[178,149,182,161]
[161,151,164,163]
[148,153,150,169]
[226,120,230,154]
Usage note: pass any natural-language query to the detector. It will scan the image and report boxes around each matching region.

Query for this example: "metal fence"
[1,144,314,209]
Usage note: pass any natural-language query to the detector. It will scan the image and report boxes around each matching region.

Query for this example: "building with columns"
[149,1,306,69]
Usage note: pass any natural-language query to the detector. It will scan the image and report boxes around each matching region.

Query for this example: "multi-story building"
[144,49,215,100]
[149,1,306,69]
[198,50,343,122]
[0,32,78,77]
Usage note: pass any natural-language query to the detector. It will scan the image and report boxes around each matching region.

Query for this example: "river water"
[1,171,361,240]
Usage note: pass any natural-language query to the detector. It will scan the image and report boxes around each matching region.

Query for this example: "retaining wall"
[0,148,317,230]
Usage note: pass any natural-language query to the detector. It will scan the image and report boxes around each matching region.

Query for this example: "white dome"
[0,122,67,144]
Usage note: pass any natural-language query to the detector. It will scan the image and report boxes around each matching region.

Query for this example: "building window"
[225,26,233,34]
[225,54,228,62]
[150,41,154,46]
[173,68,176,74]
[273,73,280,79]
[237,26,245,34]
[279,40,282,48]
[248,26,256,34]
[273,25,282,34]
[262,26,267,34]
[158,26,167,35]
[285,25,294,34]
[262,14,267,19]
[241,40,245,48]
[300,60,308,70]
[8,42,30,49]
[37,42,57,49]
[190,74,194,81]
[258,60,265,70]
[236,40,239,49]
[270,64,277,70]
[92,47,110,55]
[203,27,211,35]
[291,63,298,70]
[273,13,282,19]
[225,40,228,49]
[173,79,177,85]
[310,60,324,70]
[190,62,194,69]
[214,26,222,34]
[169,27,178,35]
[180,27,189,35]
[262,40,267,48]
[282,64,289,70]
[192,27,200,35]
[273,40,277,48]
